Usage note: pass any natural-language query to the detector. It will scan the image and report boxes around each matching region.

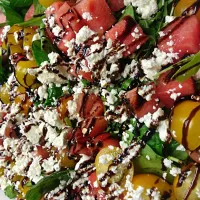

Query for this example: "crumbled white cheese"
[176,144,186,151]
[37,84,48,100]
[82,12,93,21]
[170,167,181,177]
[196,189,200,198]
[165,16,176,24]
[157,119,169,142]
[32,33,41,42]
[25,125,42,145]
[48,52,59,65]
[124,0,158,19]
[75,154,91,170]
[0,25,10,41]
[163,158,173,168]
[76,26,95,45]
[42,156,60,173]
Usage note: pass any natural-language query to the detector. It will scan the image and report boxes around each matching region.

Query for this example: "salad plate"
[0,0,200,199]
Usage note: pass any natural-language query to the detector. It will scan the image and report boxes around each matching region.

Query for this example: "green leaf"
[10,0,33,8]
[32,40,49,66]
[44,84,63,106]
[33,0,45,16]
[4,185,18,199]
[17,15,44,27]
[26,170,73,200]
[120,5,134,20]
[139,124,148,139]
[121,78,132,90]
[0,2,23,26]
[172,51,200,82]
[165,139,188,161]
[0,22,6,27]
[133,145,174,184]
[147,133,164,156]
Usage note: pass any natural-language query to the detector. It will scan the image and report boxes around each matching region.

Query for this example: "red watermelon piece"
[24,4,34,21]
[0,11,6,46]
[45,1,64,16]
[158,15,200,58]
[74,0,116,34]
[106,16,148,56]
[107,0,124,11]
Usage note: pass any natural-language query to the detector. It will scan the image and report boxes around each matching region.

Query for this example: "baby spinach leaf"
[33,0,45,16]
[4,185,18,199]
[0,2,23,26]
[17,15,44,27]
[147,133,164,156]
[133,145,174,184]
[44,84,63,106]
[172,51,200,82]
[10,0,33,8]
[120,5,134,20]
[32,40,49,66]
[165,139,188,161]
[26,170,73,200]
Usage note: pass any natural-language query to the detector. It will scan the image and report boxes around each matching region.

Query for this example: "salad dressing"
[182,0,200,16]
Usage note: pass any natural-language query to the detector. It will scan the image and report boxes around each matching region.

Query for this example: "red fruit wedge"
[158,15,200,58]
[45,1,64,16]
[24,4,34,21]
[74,0,116,34]
[107,0,124,11]
[156,71,196,108]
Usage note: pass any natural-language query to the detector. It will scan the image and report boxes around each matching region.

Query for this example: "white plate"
[0,190,11,200]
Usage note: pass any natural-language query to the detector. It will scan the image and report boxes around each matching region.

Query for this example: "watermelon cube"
[74,0,116,34]
[107,0,124,12]
[158,15,200,58]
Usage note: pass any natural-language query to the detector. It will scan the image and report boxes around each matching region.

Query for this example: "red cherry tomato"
[35,146,50,160]
[24,4,34,21]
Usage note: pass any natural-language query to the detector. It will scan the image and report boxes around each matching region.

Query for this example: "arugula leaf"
[10,0,33,8]
[147,133,164,156]
[172,51,200,82]
[32,40,49,66]
[44,84,63,106]
[0,2,23,26]
[120,5,134,20]
[121,78,132,90]
[26,170,73,200]
[4,185,18,199]
[133,145,174,184]
[17,15,44,27]
[166,139,188,161]
[33,0,45,16]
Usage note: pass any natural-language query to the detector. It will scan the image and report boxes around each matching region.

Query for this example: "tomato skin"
[125,88,139,110]
[35,146,50,160]
[170,100,200,151]
[156,71,196,108]
[174,0,200,20]
[81,117,108,138]
[83,94,104,118]
[0,11,6,46]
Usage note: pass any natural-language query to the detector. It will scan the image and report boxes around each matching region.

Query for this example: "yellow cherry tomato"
[174,0,200,20]
[95,147,134,187]
[56,147,76,168]
[15,60,38,88]
[0,83,11,104]
[170,100,200,151]
[0,167,4,176]
[38,0,64,8]
[132,174,175,200]
[173,164,200,200]
[7,25,23,46]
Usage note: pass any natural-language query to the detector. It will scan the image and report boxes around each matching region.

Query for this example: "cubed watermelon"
[55,2,71,28]
[107,0,124,11]
[45,1,64,16]
[74,0,116,34]
[106,16,148,56]
[158,15,200,58]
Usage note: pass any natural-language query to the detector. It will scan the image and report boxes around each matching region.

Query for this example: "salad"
[0,0,200,199]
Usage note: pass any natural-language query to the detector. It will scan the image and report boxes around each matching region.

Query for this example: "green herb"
[32,40,49,66]
[120,5,134,20]
[64,117,72,127]
[147,133,164,156]
[26,170,73,200]
[121,78,132,90]
[0,1,23,26]
[166,139,188,161]
[172,51,200,82]
[33,0,45,16]
[139,124,148,139]
[44,84,63,106]
[10,0,33,8]
[4,185,18,199]
[133,145,174,184]
[25,181,33,187]
[81,79,90,87]
[17,15,44,27]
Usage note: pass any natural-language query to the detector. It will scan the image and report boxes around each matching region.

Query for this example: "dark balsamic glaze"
[182,0,200,16]
[182,105,200,149]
